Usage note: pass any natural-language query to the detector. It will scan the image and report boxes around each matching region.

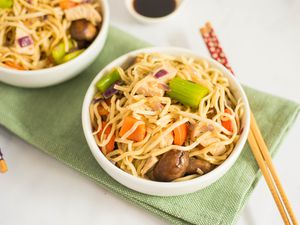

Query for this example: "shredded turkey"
[159,132,174,148]
[14,23,34,55]
[148,96,164,111]
[136,76,165,97]
[190,122,214,141]
[64,4,102,25]
[200,136,219,147]
[209,144,226,156]
[53,7,64,21]
[198,132,226,156]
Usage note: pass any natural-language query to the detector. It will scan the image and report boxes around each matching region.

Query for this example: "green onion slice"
[96,68,121,93]
[0,0,13,8]
[61,49,84,63]
[52,40,74,64]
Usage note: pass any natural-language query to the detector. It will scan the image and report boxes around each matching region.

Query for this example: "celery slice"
[52,40,74,64]
[96,69,121,93]
[0,0,13,8]
[61,49,84,63]
[167,77,209,108]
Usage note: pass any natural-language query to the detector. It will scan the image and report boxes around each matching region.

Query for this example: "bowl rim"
[82,46,251,189]
[0,0,110,76]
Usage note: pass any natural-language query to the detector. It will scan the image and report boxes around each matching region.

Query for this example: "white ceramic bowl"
[82,47,250,196]
[125,0,186,24]
[0,0,109,88]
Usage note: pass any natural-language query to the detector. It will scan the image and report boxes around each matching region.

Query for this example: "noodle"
[91,53,244,181]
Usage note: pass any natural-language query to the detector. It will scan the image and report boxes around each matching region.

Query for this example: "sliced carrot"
[97,99,111,116]
[0,160,8,173]
[59,0,78,9]
[173,123,188,145]
[97,104,109,116]
[4,61,24,70]
[221,108,233,132]
[98,122,115,154]
[119,116,146,142]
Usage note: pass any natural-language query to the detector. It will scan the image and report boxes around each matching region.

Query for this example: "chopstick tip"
[0,148,8,173]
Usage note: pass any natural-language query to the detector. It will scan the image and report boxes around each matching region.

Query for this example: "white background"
[1,0,300,224]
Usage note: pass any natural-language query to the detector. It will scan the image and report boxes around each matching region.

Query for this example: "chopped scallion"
[61,49,84,63]
[96,69,121,93]
[51,40,74,64]
[0,0,13,8]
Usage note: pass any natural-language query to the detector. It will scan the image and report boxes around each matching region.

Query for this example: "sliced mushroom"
[153,150,189,182]
[206,108,217,119]
[70,19,97,42]
[186,158,215,175]
[76,40,90,49]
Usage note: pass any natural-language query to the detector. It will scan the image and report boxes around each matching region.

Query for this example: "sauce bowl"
[125,0,186,24]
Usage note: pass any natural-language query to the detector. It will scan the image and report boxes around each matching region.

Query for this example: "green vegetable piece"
[96,69,121,93]
[51,40,74,64]
[167,77,209,108]
[0,0,13,8]
[61,49,84,63]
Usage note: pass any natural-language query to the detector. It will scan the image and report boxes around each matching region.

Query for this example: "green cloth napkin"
[0,27,299,225]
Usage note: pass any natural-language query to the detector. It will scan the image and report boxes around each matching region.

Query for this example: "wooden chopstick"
[0,148,8,173]
[200,22,298,225]
[249,112,298,225]
[248,126,292,225]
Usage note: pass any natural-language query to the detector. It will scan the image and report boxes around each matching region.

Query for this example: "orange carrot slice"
[173,123,188,145]
[97,104,109,116]
[97,99,111,116]
[221,109,233,132]
[98,122,115,154]
[119,116,146,142]
[59,0,78,9]
[4,62,24,70]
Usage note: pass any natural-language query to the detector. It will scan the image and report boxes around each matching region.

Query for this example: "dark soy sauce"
[133,0,177,18]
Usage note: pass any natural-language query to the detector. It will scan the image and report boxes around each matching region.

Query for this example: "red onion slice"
[154,69,168,78]
[18,36,33,48]
[103,80,122,99]
[92,97,104,104]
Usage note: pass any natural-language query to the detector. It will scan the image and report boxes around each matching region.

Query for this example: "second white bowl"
[0,0,110,88]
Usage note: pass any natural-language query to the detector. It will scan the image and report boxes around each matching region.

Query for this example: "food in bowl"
[89,52,245,182]
[0,0,102,70]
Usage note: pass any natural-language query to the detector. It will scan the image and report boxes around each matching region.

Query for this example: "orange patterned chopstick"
[200,22,234,75]
[200,22,298,225]
[0,148,8,173]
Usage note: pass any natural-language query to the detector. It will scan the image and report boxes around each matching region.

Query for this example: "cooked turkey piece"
[64,4,102,25]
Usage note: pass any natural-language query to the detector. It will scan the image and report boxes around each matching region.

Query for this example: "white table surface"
[1,0,300,224]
